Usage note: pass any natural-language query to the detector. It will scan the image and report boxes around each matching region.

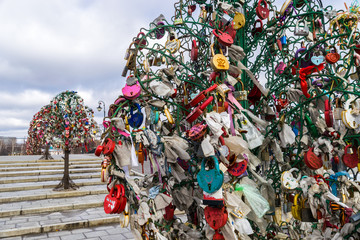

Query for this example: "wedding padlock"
[324,99,334,127]
[165,31,181,54]
[334,98,343,120]
[197,156,224,193]
[191,40,198,61]
[281,168,301,190]
[291,194,302,220]
[342,145,358,168]
[256,0,269,20]
[251,19,263,37]
[128,103,143,129]
[149,14,166,39]
[122,42,137,77]
[233,11,245,30]
[275,61,286,75]
[164,105,174,124]
[311,49,325,66]
[294,19,309,36]
[204,205,228,230]
[174,6,183,25]
[213,230,225,240]
[213,29,233,47]
[186,96,214,123]
[210,44,229,72]
[304,147,323,170]
[133,32,147,51]
[325,46,340,64]
[305,114,319,138]
[301,198,317,222]
[233,78,247,101]
[188,123,207,141]
[103,138,115,155]
[275,92,289,112]
[341,97,360,129]
[198,6,207,23]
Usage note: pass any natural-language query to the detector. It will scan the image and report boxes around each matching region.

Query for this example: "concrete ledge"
[0,216,119,238]
[0,169,98,177]
[0,201,104,218]
[0,161,100,168]
[0,164,98,172]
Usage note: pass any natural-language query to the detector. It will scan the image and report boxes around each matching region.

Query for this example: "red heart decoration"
[104,187,121,214]
[342,145,358,168]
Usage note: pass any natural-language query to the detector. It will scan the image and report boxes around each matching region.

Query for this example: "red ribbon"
[299,64,324,98]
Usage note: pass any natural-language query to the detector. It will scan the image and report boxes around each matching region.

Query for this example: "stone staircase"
[0,154,126,239]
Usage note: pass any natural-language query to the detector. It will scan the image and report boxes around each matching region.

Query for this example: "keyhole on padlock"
[213,220,216,227]
[208,183,211,190]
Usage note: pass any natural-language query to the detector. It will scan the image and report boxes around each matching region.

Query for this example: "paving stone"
[60,233,85,240]
[71,228,93,234]
[121,232,134,239]
[101,234,128,240]
[105,227,131,235]
[84,230,108,238]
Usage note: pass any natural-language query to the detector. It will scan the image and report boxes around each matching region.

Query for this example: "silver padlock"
[333,98,343,120]
[294,19,309,36]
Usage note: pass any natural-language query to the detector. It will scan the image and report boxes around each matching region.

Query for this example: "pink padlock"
[122,81,141,100]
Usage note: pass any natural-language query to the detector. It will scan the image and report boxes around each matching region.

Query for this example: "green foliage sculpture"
[98,0,360,239]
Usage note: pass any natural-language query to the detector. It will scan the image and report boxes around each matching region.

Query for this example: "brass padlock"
[301,198,317,222]
[236,78,247,101]
[210,44,229,72]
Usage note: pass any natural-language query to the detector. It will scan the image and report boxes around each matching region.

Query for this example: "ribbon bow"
[330,202,353,226]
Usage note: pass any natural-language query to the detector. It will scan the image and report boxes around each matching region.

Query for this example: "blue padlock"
[280,35,287,45]
[128,103,143,129]
[197,156,224,194]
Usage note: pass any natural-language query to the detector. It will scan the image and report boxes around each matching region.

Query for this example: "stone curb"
[0,216,119,238]
[0,169,98,177]
[0,179,102,192]
[0,173,100,184]
[0,189,107,203]
[0,200,104,217]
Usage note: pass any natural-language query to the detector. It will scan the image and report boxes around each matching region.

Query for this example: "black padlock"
[275,194,281,207]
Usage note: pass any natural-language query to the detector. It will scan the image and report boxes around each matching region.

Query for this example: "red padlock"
[325,46,340,64]
[228,158,248,177]
[212,29,233,47]
[342,145,358,168]
[104,185,122,214]
[213,230,225,240]
[256,0,270,20]
[251,19,263,37]
[188,123,207,141]
[103,138,115,155]
[134,32,147,50]
[204,206,228,230]
[191,40,198,61]
[189,84,218,107]
[116,184,127,213]
[324,99,334,127]
[304,147,323,170]
[186,96,214,123]
[95,145,104,157]
[225,22,237,40]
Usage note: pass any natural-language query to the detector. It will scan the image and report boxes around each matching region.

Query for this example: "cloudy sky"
[0,0,175,139]
[0,0,350,140]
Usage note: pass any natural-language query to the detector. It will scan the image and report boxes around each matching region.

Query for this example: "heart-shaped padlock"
[213,230,225,240]
[251,19,263,37]
[191,40,198,61]
[228,159,247,177]
[104,185,122,214]
[128,103,143,129]
[281,168,301,189]
[122,81,141,100]
[304,147,323,170]
[213,29,233,47]
[103,138,115,155]
[311,55,324,65]
[133,32,147,50]
[342,145,358,168]
[233,11,245,30]
[325,46,340,64]
[197,156,224,193]
[204,206,228,230]
[256,0,269,20]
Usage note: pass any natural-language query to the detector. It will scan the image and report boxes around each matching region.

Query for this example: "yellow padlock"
[125,116,130,131]
[210,44,229,72]
[233,12,246,30]
[164,105,174,124]
[291,194,302,220]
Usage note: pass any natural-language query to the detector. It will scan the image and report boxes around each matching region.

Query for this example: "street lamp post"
[97,100,106,133]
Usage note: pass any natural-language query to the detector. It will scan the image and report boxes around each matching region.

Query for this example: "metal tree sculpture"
[26,104,53,159]
[98,0,360,239]
[49,91,98,190]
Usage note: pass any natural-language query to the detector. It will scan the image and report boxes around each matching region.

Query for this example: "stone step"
[0,185,107,203]
[0,178,103,192]
[5,223,133,240]
[0,160,100,168]
[0,154,99,163]
[0,172,100,184]
[0,164,99,172]
[0,194,106,218]
[0,168,99,177]
[0,207,120,238]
